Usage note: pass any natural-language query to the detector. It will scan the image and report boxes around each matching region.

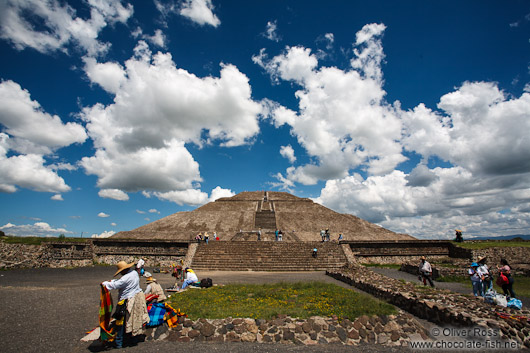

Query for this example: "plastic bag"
[507,298,522,310]
[494,294,507,307]
[484,289,496,304]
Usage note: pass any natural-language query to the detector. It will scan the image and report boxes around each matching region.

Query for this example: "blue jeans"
[115,321,125,348]
[181,279,195,289]
[472,281,483,296]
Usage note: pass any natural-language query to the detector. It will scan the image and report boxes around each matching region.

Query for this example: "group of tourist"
[319,229,343,242]
[274,229,284,241]
[468,257,516,298]
[419,256,517,299]
[195,231,219,244]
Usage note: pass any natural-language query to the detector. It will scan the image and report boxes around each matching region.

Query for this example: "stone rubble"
[327,264,530,348]
[143,312,430,347]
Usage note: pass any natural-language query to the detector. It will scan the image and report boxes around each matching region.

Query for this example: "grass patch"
[362,263,401,269]
[452,241,530,249]
[1,235,88,245]
[437,275,470,285]
[169,281,396,320]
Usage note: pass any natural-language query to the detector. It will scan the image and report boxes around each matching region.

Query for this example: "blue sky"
[1,0,529,240]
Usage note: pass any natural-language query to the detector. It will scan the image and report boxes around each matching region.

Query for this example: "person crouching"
[144,273,167,302]
[102,261,150,348]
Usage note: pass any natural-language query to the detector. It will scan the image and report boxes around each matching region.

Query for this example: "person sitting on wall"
[418,256,435,288]
[179,268,199,291]
[143,272,167,302]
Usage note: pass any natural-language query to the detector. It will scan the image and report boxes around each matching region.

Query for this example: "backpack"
[200,278,213,288]
[496,273,509,286]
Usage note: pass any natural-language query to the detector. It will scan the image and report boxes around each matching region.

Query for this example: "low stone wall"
[400,263,467,279]
[142,313,429,347]
[360,255,449,265]
[327,265,530,348]
[0,240,189,269]
[0,242,48,269]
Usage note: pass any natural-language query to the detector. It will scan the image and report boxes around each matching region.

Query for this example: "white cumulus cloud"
[0,221,72,237]
[98,212,110,218]
[0,0,133,55]
[179,0,220,27]
[80,42,263,201]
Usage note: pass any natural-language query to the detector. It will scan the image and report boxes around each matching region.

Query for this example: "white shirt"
[185,271,198,282]
[103,268,142,301]
[420,261,432,274]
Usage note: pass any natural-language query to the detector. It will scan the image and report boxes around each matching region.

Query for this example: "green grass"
[452,241,530,249]
[169,281,396,320]
[362,263,401,269]
[0,235,88,245]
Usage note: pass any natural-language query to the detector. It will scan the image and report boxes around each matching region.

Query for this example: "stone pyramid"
[113,191,415,241]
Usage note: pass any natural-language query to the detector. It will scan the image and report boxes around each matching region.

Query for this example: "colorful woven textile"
[146,303,166,327]
[164,303,187,328]
[496,311,529,322]
[99,283,115,342]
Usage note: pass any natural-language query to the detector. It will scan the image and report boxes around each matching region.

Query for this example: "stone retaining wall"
[0,240,188,269]
[327,265,530,348]
[142,313,430,347]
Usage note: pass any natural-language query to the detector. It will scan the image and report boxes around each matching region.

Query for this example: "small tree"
[58,234,66,239]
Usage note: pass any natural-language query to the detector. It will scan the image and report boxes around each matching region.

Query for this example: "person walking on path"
[418,256,435,287]
[102,261,149,348]
[469,262,483,296]
[278,229,283,241]
[204,232,209,244]
[497,258,516,298]
[320,229,325,242]
[257,228,261,241]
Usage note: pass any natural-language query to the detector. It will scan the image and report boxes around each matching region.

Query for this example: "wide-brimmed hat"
[421,256,426,260]
[477,256,487,263]
[114,260,135,277]
[145,276,157,283]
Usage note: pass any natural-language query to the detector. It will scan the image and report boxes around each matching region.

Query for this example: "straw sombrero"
[145,276,157,283]
[113,260,135,277]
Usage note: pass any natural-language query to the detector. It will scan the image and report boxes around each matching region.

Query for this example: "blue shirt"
[104,268,142,301]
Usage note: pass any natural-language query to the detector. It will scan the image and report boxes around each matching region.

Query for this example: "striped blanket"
[146,303,166,327]
[99,283,115,342]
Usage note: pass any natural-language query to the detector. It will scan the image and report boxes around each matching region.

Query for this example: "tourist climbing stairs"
[190,241,348,271]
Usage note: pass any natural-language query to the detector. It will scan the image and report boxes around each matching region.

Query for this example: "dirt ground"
[3,266,521,353]
[0,267,417,352]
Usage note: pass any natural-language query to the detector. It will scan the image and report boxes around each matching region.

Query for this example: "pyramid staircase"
[190,241,348,271]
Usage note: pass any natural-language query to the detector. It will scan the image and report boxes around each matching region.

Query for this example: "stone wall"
[327,265,530,348]
[0,239,190,269]
[140,313,430,347]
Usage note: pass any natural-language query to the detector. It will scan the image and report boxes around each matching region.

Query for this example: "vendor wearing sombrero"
[477,256,492,293]
[102,260,149,348]
[144,273,167,302]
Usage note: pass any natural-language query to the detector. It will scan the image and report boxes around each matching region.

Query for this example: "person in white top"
[180,268,199,291]
[102,261,148,348]
[477,256,492,294]
[418,256,435,287]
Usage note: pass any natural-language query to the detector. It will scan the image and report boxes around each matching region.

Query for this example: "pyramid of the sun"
[113,191,415,241]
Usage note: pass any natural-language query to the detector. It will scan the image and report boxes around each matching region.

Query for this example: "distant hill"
[468,234,530,241]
